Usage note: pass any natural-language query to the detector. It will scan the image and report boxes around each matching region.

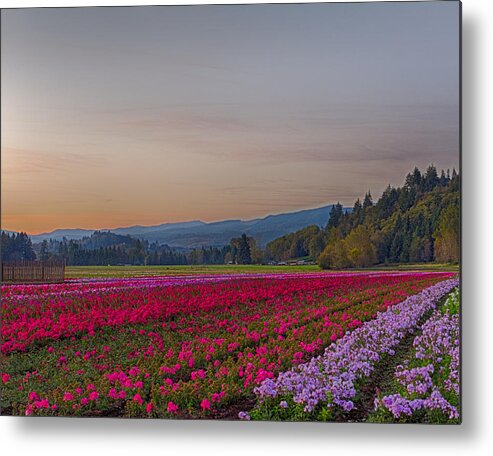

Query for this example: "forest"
[266,165,460,268]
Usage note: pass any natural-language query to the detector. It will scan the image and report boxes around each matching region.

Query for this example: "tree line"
[1,230,261,266]
[0,232,36,262]
[265,165,459,268]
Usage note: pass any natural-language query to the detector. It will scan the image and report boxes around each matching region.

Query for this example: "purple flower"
[238,411,251,421]
[249,279,459,417]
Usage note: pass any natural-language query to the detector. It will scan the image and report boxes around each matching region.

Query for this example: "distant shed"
[1,260,65,284]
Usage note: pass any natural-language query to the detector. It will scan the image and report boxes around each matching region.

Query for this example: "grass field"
[65,263,459,279]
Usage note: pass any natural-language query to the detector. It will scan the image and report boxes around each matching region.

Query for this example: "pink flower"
[167,401,178,414]
[146,402,154,414]
[133,393,143,405]
[200,399,211,411]
[86,383,95,391]
[293,352,303,363]
[212,392,225,403]
[81,397,89,406]
[2,373,10,383]
[47,347,54,353]
[28,391,38,402]
[134,381,143,389]
[108,388,118,399]
[63,392,74,402]
[128,367,139,377]
[89,391,99,401]
[191,369,206,381]
[34,399,49,409]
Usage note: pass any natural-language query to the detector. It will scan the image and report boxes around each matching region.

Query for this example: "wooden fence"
[1,260,65,284]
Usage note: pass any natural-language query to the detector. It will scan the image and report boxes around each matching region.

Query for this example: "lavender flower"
[377,288,460,422]
[247,279,459,418]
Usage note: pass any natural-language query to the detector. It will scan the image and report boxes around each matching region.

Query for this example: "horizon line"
[2,202,344,237]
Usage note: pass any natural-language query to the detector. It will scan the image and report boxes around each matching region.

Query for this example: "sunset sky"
[1,2,460,235]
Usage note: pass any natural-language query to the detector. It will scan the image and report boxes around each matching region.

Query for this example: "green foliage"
[443,288,460,315]
[266,225,325,262]
[318,225,376,269]
[229,234,260,264]
[318,239,350,269]
[434,204,460,263]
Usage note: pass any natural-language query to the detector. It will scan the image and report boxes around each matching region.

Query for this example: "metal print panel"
[0,1,461,423]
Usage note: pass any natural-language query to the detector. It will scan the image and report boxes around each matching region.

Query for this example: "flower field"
[372,288,460,423]
[245,278,459,422]
[0,270,458,420]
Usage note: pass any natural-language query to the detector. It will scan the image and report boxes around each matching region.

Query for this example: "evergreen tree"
[237,234,252,265]
[326,203,344,229]
[39,240,49,261]
[363,191,373,209]
[423,164,439,191]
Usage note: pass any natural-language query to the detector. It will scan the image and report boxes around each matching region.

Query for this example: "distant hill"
[30,205,339,248]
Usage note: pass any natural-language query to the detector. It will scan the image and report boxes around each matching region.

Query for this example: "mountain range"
[29,205,338,248]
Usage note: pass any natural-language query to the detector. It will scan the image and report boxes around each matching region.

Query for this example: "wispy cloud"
[2,148,106,174]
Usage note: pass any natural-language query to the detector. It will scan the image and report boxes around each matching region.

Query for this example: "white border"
[1,1,492,455]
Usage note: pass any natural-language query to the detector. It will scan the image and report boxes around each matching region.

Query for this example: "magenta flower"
[167,401,178,414]
[200,399,211,411]
[107,388,118,399]
[146,402,154,414]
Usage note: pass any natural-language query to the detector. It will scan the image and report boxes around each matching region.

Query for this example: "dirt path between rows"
[335,297,447,423]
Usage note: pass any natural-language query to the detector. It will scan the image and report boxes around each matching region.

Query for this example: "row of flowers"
[241,278,459,421]
[1,271,451,354]
[372,288,460,423]
[1,271,455,417]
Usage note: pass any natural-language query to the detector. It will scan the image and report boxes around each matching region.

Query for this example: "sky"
[1,2,460,234]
